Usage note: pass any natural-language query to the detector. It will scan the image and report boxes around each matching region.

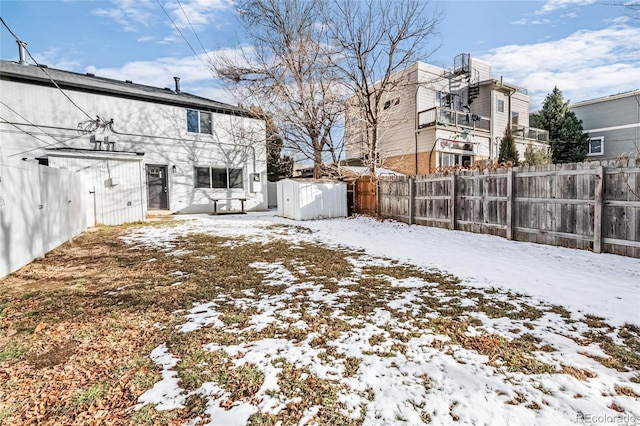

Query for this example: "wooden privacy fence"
[351,176,378,215]
[378,159,640,258]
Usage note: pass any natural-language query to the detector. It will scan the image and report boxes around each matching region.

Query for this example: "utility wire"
[0,16,94,120]
[0,116,58,151]
[176,0,212,62]
[0,100,66,145]
[154,0,217,80]
[0,123,98,158]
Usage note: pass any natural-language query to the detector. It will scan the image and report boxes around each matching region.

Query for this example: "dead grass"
[1,219,638,424]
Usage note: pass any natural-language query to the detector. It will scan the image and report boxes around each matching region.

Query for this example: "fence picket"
[376,160,640,258]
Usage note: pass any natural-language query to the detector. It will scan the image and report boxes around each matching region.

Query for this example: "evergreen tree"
[536,87,589,164]
[251,106,293,182]
[498,127,519,165]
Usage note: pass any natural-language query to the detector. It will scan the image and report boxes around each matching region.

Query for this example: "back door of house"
[146,165,168,210]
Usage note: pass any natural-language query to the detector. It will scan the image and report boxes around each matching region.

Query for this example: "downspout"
[489,86,494,162]
[414,83,420,175]
[429,138,439,171]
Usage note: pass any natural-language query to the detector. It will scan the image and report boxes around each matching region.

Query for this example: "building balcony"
[417,107,490,133]
[511,125,549,143]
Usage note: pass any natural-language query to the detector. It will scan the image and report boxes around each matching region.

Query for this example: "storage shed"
[277,179,348,220]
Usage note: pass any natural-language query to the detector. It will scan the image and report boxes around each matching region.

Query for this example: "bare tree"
[328,0,442,175]
[214,0,344,179]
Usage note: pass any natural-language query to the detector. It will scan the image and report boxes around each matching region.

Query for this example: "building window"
[588,137,604,156]
[187,110,212,134]
[383,97,400,110]
[438,152,473,168]
[497,99,505,113]
[511,111,519,125]
[195,167,243,189]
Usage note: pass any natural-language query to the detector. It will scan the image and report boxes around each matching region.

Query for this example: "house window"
[439,152,458,168]
[383,97,400,110]
[497,99,505,113]
[187,109,212,134]
[195,167,243,189]
[511,111,519,125]
[588,137,604,156]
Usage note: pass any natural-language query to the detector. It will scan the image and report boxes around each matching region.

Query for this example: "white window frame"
[588,136,604,156]
[187,109,212,134]
[497,98,505,113]
[195,166,244,189]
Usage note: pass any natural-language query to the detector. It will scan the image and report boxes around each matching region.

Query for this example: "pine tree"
[498,127,519,165]
[536,87,589,164]
[251,106,293,181]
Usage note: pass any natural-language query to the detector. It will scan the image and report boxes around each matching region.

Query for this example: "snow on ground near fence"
[184,211,639,327]
[121,212,639,426]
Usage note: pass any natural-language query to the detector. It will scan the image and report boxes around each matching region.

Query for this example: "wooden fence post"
[450,173,457,230]
[408,177,415,225]
[593,165,604,253]
[376,177,381,217]
[506,169,514,240]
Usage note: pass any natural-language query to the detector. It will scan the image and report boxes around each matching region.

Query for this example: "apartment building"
[345,54,549,175]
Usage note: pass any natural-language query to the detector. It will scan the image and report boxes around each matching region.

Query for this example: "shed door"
[147,165,168,210]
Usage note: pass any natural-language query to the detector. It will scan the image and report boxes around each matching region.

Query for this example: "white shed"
[277,179,347,220]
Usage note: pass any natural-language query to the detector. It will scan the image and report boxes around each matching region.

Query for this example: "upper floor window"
[511,111,519,125]
[187,109,212,134]
[588,137,604,156]
[497,99,505,113]
[383,97,400,110]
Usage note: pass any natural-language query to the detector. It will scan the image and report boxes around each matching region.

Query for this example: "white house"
[569,90,640,161]
[345,54,549,175]
[0,55,267,226]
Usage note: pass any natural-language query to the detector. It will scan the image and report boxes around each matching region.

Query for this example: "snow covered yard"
[0,212,638,425]
[125,213,639,426]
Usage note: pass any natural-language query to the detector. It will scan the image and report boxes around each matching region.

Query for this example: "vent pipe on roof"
[174,76,181,93]
[17,40,28,65]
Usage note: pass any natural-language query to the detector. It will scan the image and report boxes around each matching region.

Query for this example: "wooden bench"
[209,198,247,215]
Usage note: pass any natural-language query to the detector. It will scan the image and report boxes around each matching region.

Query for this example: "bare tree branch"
[213,0,344,178]
[329,0,443,175]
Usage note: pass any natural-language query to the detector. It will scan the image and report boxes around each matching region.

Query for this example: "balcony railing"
[417,107,490,132]
[512,125,549,142]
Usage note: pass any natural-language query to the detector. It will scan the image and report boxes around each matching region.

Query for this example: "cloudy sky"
[0,0,638,110]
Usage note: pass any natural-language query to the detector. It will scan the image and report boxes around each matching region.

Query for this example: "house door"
[147,165,168,210]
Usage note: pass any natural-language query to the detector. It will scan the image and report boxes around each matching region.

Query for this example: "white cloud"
[512,18,528,25]
[479,25,640,110]
[166,0,234,31]
[82,46,253,103]
[607,15,632,24]
[85,55,214,88]
[535,0,597,15]
[91,0,157,32]
[530,18,551,25]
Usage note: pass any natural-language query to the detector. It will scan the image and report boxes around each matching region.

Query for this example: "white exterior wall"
[48,154,145,226]
[277,179,347,221]
[0,158,87,278]
[0,73,267,215]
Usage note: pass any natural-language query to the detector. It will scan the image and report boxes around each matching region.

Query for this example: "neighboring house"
[345,54,549,175]
[0,55,267,226]
[569,90,640,160]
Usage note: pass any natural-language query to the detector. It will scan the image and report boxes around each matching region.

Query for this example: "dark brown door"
[147,165,168,209]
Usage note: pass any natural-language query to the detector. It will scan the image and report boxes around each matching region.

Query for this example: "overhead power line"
[176,0,212,61]
[154,0,218,80]
[0,16,94,121]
